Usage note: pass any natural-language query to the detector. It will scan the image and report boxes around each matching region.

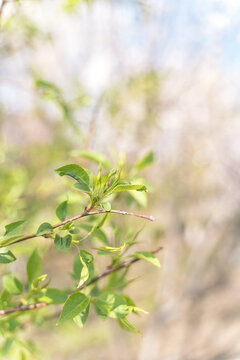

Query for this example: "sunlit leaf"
[4,220,26,237]
[56,164,90,192]
[72,150,111,170]
[38,288,68,304]
[130,251,160,267]
[57,293,89,324]
[2,274,23,295]
[135,151,154,171]
[27,249,43,283]
[0,250,16,264]
[36,222,53,236]
[112,184,146,193]
[73,304,90,328]
[56,200,68,221]
[117,317,141,333]
[54,234,72,253]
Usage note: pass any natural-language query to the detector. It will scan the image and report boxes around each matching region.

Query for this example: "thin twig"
[0,246,163,316]
[1,209,155,248]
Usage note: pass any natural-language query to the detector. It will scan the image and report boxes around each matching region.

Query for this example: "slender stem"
[0,246,163,316]
[1,209,155,248]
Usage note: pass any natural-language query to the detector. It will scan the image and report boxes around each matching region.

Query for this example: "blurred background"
[1,0,240,359]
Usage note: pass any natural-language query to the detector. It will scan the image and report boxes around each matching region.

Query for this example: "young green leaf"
[73,304,90,328]
[73,182,91,194]
[94,292,143,319]
[112,184,146,193]
[38,288,68,304]
[31,274,48,289]
[80,224,109,245]
[2,274,23,295]
[57,293,89,324]
[27,249,43,284]
[0,250,16,264]
[129,190,147,208]
[72,150,111,170]
[78,257,89,287]
[55,164,90,192]
[36,222,53,236]
[80,249,94,264]
[135,151,154,171]
[80,214,108,242]
[101,202,111,211]
[54,234,72,252]
[96,242,126,254]
[1,338,14,356]
[130,251,160,267]
[56,200,68,221]
[0,235,23,247]
[117,318,141,333]
[4,220,26,237]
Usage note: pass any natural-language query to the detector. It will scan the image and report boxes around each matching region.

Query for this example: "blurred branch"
[1,209,155,248]
[0,0,7,18]
[0,245,163,316]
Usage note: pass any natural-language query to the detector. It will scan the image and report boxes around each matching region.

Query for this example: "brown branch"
[0,0,7,18]
[1,209,155,248]
[0,246,163,316]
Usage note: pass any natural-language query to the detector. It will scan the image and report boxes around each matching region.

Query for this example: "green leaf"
[55,164,90,192]
[0,250,16,264]
[0,290,11,307]
[0,235,23,247]
[135,151,154,171]
[130,251,160,267]
[101,202,111,211]
[27,249,43,284]
[69,228,80,234]
[73,254,94,285]
[38,288,68,304]
[54,234,72,253]
[94,291,137,319]
[77,256,89,287]
[56,200,68,221]
[4,220,26,237]
[80,224,109,245]
[73,182,91,194]
[112,184,146,193]
[80,214,108,242]
[72,150,111,170]
[117,318,141,333]
[80,249,94,264]
[32,274,48,289]
[1,338,14,356]
[2,274,23,295]
[129,190,147,208]
[57,293,89,324]
[96,242,126,254]
[36,222,53,236]
[73,304,90,328]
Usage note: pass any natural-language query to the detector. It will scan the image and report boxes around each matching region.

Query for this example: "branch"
[2,209,155,248]
[0,246,163,316]
[0,0,7,19]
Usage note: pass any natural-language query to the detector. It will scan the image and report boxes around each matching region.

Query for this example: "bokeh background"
[1,0,240,359]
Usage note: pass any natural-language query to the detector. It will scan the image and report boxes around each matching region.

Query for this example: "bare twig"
[1,209,155,248]
[0,246,163,316]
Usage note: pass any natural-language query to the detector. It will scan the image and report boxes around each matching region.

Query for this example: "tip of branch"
[149,216,155,222]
